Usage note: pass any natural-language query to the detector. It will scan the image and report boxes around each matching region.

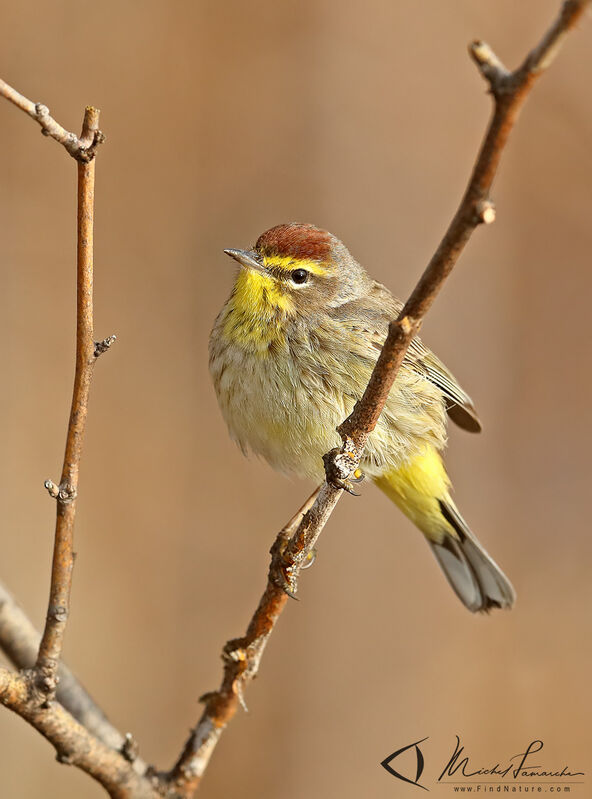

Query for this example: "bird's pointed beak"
[223,248,266,274]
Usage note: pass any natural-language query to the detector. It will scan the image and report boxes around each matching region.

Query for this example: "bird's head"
[224,223,369,318]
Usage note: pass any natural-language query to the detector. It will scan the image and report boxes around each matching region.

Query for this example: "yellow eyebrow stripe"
[263,254,329,277]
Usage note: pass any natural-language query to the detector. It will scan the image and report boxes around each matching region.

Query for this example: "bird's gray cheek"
[326,279,357,307]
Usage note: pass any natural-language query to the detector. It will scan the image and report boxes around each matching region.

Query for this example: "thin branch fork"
[0,78,105,162]
[165,2,591,795]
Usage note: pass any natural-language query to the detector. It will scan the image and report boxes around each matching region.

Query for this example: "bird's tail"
[374,447,516,613]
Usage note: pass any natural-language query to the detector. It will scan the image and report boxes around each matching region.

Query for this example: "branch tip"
[469,40,510,90]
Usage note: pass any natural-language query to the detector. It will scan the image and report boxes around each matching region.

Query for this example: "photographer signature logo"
[380,736,585,791]
[380,736,429,790]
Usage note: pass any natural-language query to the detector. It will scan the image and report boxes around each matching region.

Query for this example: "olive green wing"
[407,337,482,433]
[331,281,482,433]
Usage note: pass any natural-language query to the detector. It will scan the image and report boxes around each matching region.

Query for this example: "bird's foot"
[323,440,364,495]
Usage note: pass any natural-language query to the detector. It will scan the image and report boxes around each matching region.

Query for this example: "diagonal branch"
[166,487,321,795]
[165,1,591,794]
[338,0,591,450]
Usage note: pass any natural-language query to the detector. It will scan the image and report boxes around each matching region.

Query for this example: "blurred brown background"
[1,1,591,797]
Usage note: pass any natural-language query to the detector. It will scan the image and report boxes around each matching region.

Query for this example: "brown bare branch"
[340,0,591,450]
[33,106,104,699]
[0,86,172,799]
[0,78,105,162]
[166,487,321,794]
[166,1,591,794]
[0,88,156,795]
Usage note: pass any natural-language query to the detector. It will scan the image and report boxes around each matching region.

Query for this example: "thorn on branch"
[94,334,116,358]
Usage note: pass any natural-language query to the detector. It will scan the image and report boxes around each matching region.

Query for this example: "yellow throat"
[222,263,296,351]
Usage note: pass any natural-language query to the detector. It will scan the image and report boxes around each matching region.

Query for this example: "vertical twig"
[0,85,149,794]
[35,107,101,697]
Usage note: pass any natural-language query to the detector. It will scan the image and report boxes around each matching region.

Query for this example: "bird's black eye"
[291,268,309,284]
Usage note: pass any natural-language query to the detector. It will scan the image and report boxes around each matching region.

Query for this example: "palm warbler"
[209,223,515,612]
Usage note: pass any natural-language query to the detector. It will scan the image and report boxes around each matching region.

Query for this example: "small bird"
[209,223,515,612]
